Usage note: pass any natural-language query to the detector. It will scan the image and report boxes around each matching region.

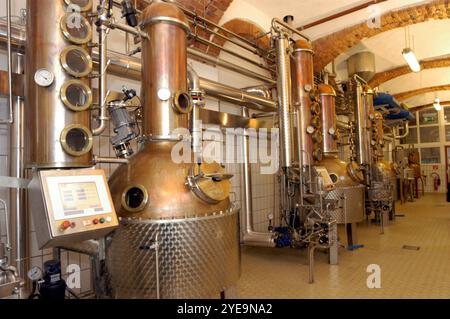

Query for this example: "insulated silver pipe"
[187,48,275,85]
[8,52,27,279]
[275,34,293,168]
[187,65,203,164]
[92,3,110,136]
[393,122,409,139]
[241,108,276,248]
[199,78,277,111]
[2,0,13,124]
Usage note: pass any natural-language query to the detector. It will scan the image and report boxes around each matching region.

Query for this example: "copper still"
[291,39,322,166]
[25,0,94,168]
[106,2,239,299]
[317,84,365,224]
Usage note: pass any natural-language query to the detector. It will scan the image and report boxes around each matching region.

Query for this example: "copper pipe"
[0,21,275,85]
[319,84,338,155]
[297,0,388,31]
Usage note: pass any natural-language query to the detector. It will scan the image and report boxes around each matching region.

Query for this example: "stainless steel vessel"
[25,0,93,168]
[106,2,239,299]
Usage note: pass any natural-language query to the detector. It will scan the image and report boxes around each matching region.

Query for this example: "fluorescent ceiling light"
[433,98,442,111]
[402,48,421,73]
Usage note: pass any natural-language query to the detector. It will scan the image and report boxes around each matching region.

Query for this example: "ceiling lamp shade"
[402,48,421,73]
[433,98,442,111]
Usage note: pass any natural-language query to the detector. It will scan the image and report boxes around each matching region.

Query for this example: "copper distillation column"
[106,1,239,299]
[317,84,365,247]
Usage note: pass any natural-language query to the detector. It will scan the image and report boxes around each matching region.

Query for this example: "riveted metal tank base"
[326,185,365,224]
[106,209,240,299]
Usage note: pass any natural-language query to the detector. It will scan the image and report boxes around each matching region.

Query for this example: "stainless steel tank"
[106,2,239,299]
[25,0,94,168]
[347,52,376,82]
[317,84,365,224]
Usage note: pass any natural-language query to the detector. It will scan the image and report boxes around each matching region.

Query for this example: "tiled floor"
[237,194,450,299]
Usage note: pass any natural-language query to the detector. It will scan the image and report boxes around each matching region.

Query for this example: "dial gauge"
[34,68,55,87]
[27,266,43,281]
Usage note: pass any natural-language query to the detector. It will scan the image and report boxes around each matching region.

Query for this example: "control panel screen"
[45,175,113,221]
[58,182,103,217]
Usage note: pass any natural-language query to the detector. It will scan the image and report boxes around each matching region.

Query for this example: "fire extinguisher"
[431,173,441,191]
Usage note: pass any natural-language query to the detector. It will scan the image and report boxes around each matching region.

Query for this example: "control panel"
[29,169,118,249]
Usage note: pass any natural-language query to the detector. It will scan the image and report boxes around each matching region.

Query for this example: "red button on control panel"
[61,221,71,231]
[93,218,99,225]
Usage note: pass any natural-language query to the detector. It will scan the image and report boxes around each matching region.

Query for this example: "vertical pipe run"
[3,0,13,124]
[9,52,28,279]
[275,34,293,169]
[242,107,276,247]
[93,3,109,136]
[187,65,202,164]
[319,84,338,156]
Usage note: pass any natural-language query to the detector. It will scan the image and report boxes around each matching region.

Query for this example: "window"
[420,126,440,144]
[444,107,450,124]
[419,109,439,125]
[445,126,450,142]
[420,147,441,164]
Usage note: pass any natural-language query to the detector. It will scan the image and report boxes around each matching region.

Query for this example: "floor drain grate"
[403,245,420,251]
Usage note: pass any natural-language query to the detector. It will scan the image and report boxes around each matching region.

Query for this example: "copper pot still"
[106,2,239,299]
[317,84,365,224]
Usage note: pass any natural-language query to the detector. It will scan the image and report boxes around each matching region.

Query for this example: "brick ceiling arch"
[393,84,450,101]
[312,0,450,72]
[207,18,271,56]
[369,56,450,87]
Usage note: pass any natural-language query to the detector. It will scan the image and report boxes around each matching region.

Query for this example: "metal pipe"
[104,20,149,39]
[275,34,294,168]
[188,17,271,61]
[242,110,276,247]
[393,122,409,139]
[188,48,276,85]
[93,4,110,136]
[8,52,27,279]
[297,0,387,31]
[199,78,277,111]
[187,65,203,164]
[0,21,276,87]
[2,0,13,124]
[243,85,273,99]
[94,156,129,164]
[161,0,268,54]
[193,35,274,74]
[272,18,310,41]
[0,199,10,257]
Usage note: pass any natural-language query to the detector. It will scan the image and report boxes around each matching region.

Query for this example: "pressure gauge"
[27,266,42,282]
[34,68,54,87]
[328,127,336,135]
